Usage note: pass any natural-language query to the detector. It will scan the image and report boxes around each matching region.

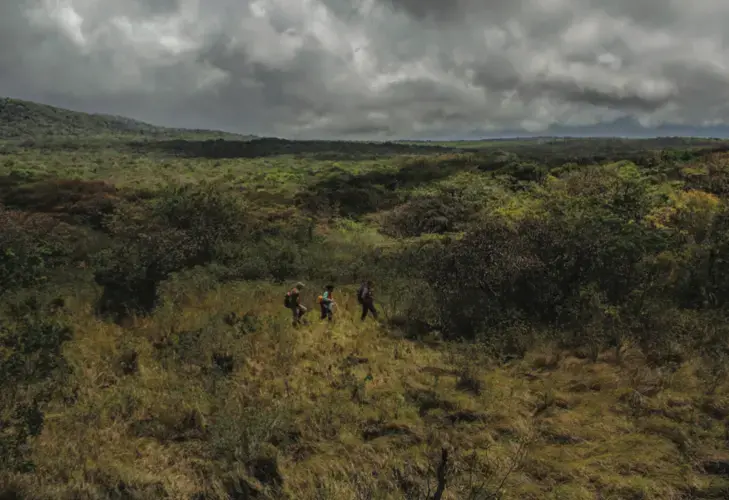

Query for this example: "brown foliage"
[0,177,121,228]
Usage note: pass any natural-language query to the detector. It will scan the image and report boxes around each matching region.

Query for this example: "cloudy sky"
[3,0,729,139]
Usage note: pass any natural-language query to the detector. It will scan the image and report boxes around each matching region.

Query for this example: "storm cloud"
[2,0,729,138]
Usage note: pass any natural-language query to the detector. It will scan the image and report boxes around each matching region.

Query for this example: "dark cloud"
[375,0,527,24]
[143,0,183,16]
[2,0,729,138]
[587,0,680,28]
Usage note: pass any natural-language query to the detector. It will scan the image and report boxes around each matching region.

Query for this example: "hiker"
[285,282,308,326]
[319,285,336,322]
[357,280,378,321]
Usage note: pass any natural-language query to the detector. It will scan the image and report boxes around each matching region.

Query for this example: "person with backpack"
[357,280,378,321]
[285,282,308,326]
[318,285,336,322]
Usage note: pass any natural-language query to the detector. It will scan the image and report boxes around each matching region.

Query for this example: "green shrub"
[93,183,259,320]
[382,191,476,237]
[0,209,80,296]
[0,298,73,472]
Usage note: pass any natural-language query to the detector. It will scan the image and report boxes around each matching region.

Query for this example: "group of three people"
[284,281,378,326]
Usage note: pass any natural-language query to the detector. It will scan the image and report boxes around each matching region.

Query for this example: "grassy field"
[5,99,729,499]
[12,284,729,499]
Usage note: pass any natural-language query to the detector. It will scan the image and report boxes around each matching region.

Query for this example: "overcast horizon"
[4,0,729,140]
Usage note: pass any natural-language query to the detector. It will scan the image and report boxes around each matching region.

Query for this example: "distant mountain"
[434,117,729,142]
[0,97,255,141]
[7,95,729,145]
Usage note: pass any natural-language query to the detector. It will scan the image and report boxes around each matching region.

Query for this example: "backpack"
[357,283,367,304]
[284,291,293,308]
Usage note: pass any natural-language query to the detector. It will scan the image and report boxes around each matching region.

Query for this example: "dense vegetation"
[5,100,729,498]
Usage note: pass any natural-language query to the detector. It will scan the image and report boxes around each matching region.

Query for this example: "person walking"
[357,280,378,321]
[319,285,336,322]
[285,282,308,326]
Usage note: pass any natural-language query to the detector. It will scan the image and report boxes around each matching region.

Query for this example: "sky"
[3,0,729,140]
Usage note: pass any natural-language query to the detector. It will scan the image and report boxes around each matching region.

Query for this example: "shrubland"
[4,126,729,498]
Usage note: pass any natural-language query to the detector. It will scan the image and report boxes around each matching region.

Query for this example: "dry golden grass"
[5,283,729,499]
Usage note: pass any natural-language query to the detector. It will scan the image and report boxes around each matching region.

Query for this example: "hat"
[296,282,305,289]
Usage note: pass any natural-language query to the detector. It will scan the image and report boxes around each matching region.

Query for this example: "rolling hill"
[0,97,254,141]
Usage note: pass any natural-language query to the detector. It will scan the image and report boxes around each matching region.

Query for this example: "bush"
[93,183,262,320]
[424,168,672,342]
[153,182,253,264]
[295,155,476,218]
[382,191,476,237]
[0,177,120,229]
[427,217,541,338]
[0,209,80,296]
[0,298,73,472]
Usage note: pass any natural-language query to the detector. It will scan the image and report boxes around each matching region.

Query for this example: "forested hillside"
[0,97,252,141]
